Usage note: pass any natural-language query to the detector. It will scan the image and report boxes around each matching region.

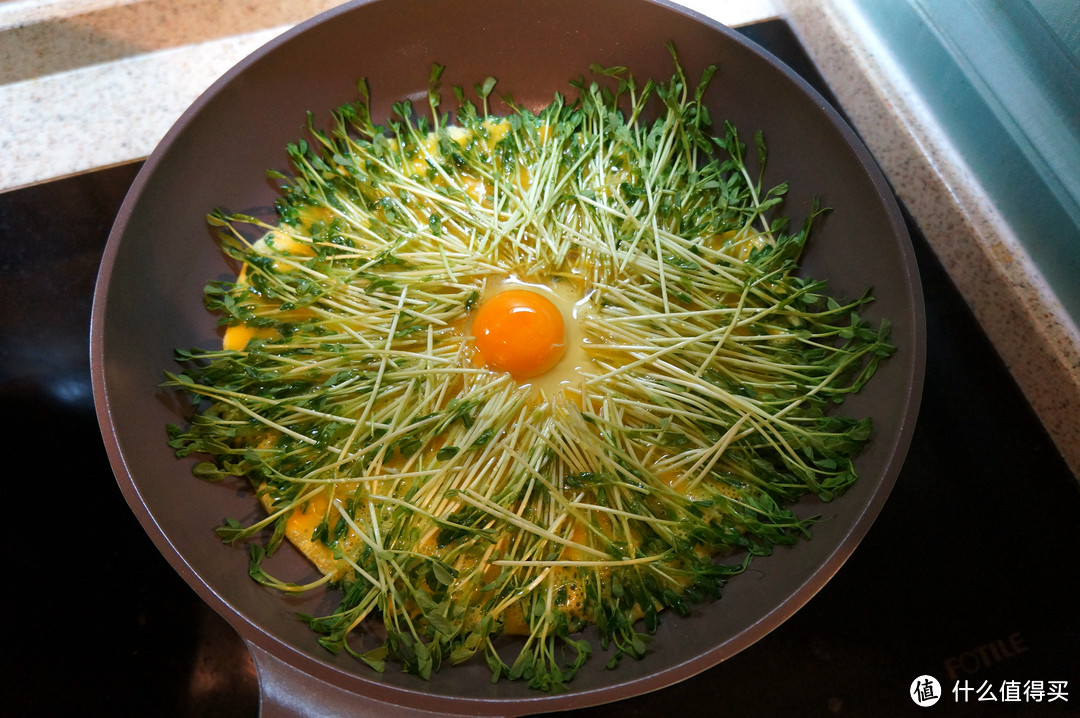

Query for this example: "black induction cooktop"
[2,19,1077,718]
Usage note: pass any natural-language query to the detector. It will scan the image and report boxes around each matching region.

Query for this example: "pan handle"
[246,641,487,717]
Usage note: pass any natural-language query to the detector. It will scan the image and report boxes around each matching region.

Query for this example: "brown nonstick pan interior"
[91,0,925,714]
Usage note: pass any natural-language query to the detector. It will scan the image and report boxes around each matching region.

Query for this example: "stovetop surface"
[2,19,1077,718]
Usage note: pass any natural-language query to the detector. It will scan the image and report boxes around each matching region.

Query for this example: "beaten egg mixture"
[169,60,891,688]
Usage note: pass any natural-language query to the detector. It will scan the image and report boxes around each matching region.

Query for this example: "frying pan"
[91,0,925,714]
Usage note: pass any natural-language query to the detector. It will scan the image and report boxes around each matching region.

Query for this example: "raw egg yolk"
[473,289,566,379]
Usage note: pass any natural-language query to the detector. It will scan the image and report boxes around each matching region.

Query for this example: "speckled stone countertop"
[2,0,1076,479]
[2,0,776,188]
